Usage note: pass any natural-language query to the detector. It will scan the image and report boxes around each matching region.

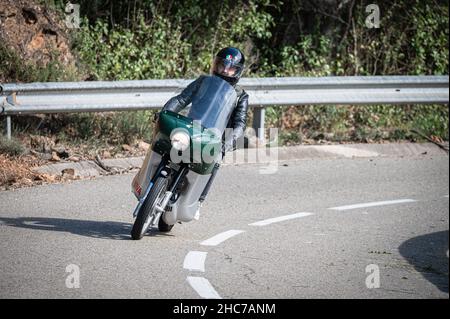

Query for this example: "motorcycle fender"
[163,170,211,224]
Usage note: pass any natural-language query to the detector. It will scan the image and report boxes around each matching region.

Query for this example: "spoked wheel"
[131,177,168,240]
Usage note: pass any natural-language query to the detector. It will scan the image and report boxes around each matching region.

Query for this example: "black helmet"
[211,47,245,85]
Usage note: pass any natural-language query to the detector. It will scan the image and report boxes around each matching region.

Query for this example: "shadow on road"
[0,216,173,240]
[399,230,449,293]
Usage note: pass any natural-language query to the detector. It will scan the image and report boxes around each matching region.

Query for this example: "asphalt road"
[0,154,448,299]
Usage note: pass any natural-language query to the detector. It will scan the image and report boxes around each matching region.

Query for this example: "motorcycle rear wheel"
[131,176,168,240]
[158,212,174,232]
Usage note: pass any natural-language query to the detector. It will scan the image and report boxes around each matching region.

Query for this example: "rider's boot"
[196,163,220,220]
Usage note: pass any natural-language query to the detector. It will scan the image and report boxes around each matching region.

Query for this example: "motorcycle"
[130,75,237,240]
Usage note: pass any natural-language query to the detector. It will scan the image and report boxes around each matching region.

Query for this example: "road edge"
[33,142,448,178]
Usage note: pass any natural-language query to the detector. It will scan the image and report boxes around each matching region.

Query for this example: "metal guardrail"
[1,76,449,139]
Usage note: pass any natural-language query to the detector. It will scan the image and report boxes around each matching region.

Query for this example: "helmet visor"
[212,56,244,79]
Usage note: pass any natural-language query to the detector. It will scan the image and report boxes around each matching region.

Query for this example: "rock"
[30,150,52,161]
[36,173,57,183]
[122,144,132,152]
[61,168,75,177]
[33,174,44,181]
[52,146,69,159]
[138,141,150,151]
[30,135,55,154]
[68,156,80,162]
[51,151,60,162]
[22,8,38,24]
[324,133,335,140]
[22,178,34,186]
[102,150,112,159]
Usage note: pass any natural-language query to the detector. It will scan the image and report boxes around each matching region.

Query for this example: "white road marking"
[183,251,207,272]
[249,212,313,226]
[187,276,222,299]
[200,230,245,246]
[329,199,417,211]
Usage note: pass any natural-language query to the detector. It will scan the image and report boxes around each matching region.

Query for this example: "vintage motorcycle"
[130,75,237,240]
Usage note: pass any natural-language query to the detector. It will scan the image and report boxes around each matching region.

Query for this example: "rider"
[160,47,249,215]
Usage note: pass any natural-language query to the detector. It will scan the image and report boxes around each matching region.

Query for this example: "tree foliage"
[56,0,449,80]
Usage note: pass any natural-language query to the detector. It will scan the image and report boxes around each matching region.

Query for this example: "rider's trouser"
[199,162,220,203]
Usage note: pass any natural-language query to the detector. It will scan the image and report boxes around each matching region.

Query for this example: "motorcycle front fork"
[133,157,189,219]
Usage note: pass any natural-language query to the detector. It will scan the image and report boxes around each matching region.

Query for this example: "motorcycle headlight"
[171,131,190,151]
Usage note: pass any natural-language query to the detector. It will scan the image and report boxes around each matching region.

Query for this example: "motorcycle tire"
[158,212,174,232]
[131,176,168,240]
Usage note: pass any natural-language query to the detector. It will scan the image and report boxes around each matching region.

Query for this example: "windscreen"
[187,75,237,133]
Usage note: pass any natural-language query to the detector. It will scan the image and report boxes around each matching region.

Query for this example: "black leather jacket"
[162,75,249,152]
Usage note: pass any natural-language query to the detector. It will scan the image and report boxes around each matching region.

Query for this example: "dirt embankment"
[0,0,75,82]
[0,0,82,190]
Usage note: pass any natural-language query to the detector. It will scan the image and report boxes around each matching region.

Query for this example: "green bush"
[0,136,26,156]
[40,111,157,145]
[0,44,77,83]
[73,17,191,80]
[266,105,449,144]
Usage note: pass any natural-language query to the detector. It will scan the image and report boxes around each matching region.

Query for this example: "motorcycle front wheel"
[131,176,168,240]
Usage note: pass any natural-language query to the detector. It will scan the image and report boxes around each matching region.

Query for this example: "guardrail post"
[5,116,11,140]
[252,107,265,140]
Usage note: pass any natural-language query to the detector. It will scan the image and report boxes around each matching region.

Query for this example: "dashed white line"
[185,195,441,298]
[328,199,417,211]
[200,230,245,246]
[249,212,313,226]
[183,251,207,272]
[187,276,222,299]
